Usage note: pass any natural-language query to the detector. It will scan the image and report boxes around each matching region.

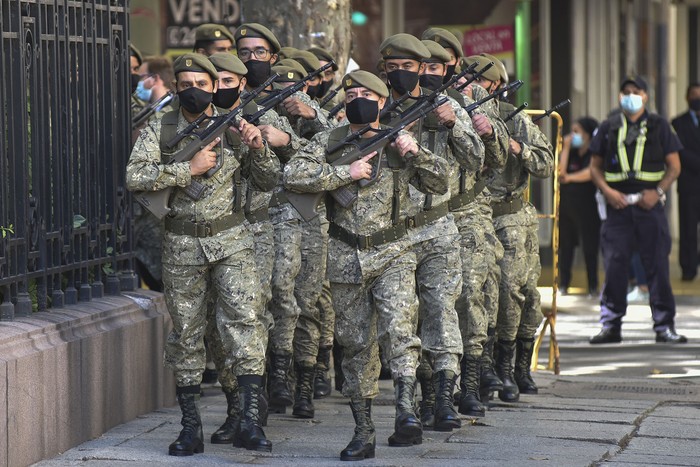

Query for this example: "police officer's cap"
[277,47,299,60]
[463,55,501,82]
[620,75,647,92]
[129,44,143,66]
[234,23,281,54]
[379,33,430,61]
[421,28,463,58]
[308,47,338,70]
[208,52,248,76]
[421,40,451,63]
[479,53,508,82]
[194,23,235,43]
[342,70,389,98]
[290,50,321,73]
[173,53,219,81]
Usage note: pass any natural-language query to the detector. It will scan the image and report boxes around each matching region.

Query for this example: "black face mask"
[318,80,333,97]
[690,98,700,112]
[387,69,419,95]
[345,97,379,124]
[306,83,322,99]
[131,74,140,94]
[443,64,456,84]
[178,87,213,114]
[244,60,271,88]
[213,87,241,109]
[419,74,443,91]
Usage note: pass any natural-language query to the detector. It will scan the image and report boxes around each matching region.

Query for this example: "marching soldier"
[193,23,234,55]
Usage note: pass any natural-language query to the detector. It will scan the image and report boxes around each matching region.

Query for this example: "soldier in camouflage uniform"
[284,70,450,460]
[192,23,234,55]
[233,23,334,418]
[126,53,278,455]
[129,44,145,114]
[469,54,554,402]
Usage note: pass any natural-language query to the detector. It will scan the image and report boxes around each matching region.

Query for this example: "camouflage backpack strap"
[499,101,517,136]
[158,110,180,161]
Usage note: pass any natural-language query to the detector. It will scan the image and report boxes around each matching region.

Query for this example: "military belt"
[448,179,487,211]
[406,201,449,229]
[245,206,270,225]
[164,211,245,237]
[268,191,288,208]
[329,221,407,250]
[490,196,524,218]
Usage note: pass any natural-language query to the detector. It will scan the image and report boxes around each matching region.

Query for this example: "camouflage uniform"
[283,124,450,398]
[126,107,280,386]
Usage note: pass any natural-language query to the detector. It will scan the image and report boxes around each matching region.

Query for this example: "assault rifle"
[327,100,345,120]
[132,74,278,220]
[285,95,450,221]
[454,62,495,92]
[319,83,343,108]
[131,92,174,130]
[504,102,529,123]
[464,80,524,116]
[532,99,570,123]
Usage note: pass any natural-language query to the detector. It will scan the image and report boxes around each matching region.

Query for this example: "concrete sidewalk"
[34,291,700,466]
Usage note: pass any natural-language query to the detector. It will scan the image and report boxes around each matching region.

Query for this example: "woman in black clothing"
[558,117,600,295]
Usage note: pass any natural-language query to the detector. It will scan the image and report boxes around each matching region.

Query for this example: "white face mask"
[620,93,643,114]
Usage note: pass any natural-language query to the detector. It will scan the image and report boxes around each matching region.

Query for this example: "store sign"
[463,25,513,56]
[166,0,241,49]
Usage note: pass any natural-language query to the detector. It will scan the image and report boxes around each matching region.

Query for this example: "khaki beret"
[421,27,463,58]
[277,47,299,60]
[272,65,305,82]
[234,23,281,54]
[479,53,508,82]
[308,47,338,70]
[208,52,247,76]
[463,55,500,82]
[379,33,430,61]
[276,58,307,77]
[129,44,143,66]
[342,70,389,98]
[173,53,219,81]
[194,23,234,43]
[290,50,321,73]
[421,40,451,63]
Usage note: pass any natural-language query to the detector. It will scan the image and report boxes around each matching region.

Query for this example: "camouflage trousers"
[453,198,500,358]
[332,250,421,399]
[494,204,543,341]
[205,220,275,391]
[162,247,265,387]
[317,279,335,348]
[412,220,462,374]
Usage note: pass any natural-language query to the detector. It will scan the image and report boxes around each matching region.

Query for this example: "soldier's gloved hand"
[282,97,317,120]
[392,134,419,157]
[234,119,264,150]
[259,124,291,148]
[349,152,377,180]
[509,138,522,156]
[434,101,456,128]
[189,137,220,176]
[603,187,629,210]
[471,113,493,137]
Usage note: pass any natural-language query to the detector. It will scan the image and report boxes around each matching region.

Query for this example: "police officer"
[126,53,278,455]
[192,23,234,55]
[589,76,686,345]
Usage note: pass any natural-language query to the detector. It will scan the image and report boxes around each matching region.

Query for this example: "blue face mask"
[135,80,152,102]
[571,132,583,148]
[620,93,643,114]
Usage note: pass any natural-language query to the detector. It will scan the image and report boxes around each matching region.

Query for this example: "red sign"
[463,25,514,56]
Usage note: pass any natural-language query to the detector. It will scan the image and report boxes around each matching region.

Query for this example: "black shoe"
[388,376,422,446]
[169,388,204,456]
[589,328,622,344]
[681,273,695,282]
[656,328,688,344]
[340,399,375,461]
[234,375,272,453]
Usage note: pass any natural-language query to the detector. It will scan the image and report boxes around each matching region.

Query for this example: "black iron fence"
[0,0,135,320]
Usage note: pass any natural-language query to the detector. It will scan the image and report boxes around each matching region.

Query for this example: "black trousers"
[678,192,700,279]
[558,187,600,291]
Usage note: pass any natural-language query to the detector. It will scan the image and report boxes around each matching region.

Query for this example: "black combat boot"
[514,337,539,394]
[433,370,462,431]
[481,327,504,393]
[211,387,240,444]
[458,356,486,417]
[417,369,435,429]
[314,345,333,399]
[340,398,375,461]
[168,386,204,456]
[268,352,293,411]
[233,375,272,452]
[292,362,315,419]
[494,340,520,402]
[388,376,423,446]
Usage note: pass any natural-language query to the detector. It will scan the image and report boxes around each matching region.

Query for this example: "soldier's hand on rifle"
[234,119,264,150]
[349,152,377,180]
[189,137,220,176]
[283,97,317,120]
[509,138,522,156]
[471,113,493,137]
[393,134,419,158]
[259,124,291,148]
[434,101,456,128]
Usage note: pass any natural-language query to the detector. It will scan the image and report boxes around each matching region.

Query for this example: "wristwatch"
[656,186,666,205]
